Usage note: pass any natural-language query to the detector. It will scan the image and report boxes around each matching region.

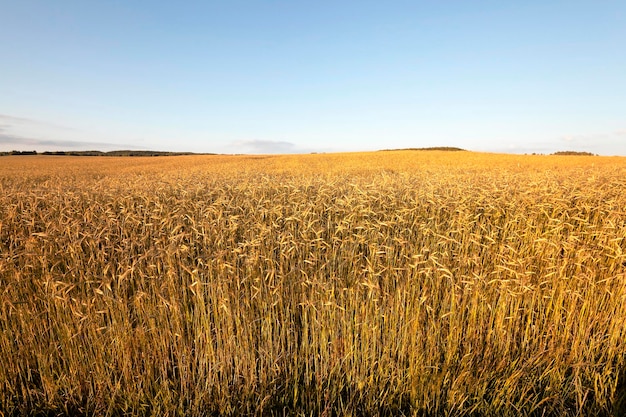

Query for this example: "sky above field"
[1,1,625,155]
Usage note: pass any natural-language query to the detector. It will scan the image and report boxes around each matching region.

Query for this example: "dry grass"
[1,151,625,416]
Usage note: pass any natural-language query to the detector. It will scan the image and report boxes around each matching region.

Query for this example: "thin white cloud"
[560,134,606,144]
[557,130,626,156]
[0,113,74,131]
[559,129,626,143]
[238,140,295,153]
[0,113,139,151]
[475,129,626,156]
[0,132,120,149]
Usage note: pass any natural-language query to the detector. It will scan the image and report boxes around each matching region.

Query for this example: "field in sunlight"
[1,151,625,416]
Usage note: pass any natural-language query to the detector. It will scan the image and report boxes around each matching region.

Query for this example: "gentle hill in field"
[1,152,626,416]
[0,150,209,156]
[552,151,596,156]
[380,146,467,152]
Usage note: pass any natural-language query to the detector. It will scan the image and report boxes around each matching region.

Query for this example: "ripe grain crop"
[1,152,625,416]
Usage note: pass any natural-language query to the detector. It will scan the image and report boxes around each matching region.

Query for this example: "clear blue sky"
[1,1,625,155]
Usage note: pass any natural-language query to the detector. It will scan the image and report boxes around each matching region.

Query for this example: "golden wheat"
[0,152,625,416]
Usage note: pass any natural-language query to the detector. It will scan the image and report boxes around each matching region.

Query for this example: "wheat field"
[1,151,625,416]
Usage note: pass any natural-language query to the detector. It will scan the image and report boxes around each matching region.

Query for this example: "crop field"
[1,151,625,416]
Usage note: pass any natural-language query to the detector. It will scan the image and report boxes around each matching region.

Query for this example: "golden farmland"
[1,151,625,416]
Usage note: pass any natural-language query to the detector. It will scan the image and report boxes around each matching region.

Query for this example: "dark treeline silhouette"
[380,146,466,152]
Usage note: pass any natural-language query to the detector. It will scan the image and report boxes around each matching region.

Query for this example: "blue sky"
[1,1,625,155]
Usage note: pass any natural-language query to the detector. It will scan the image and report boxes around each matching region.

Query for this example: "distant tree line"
[0,150,212,157]
[380,147,467,152]
[551,151,596,156]
[0,150,38,156]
